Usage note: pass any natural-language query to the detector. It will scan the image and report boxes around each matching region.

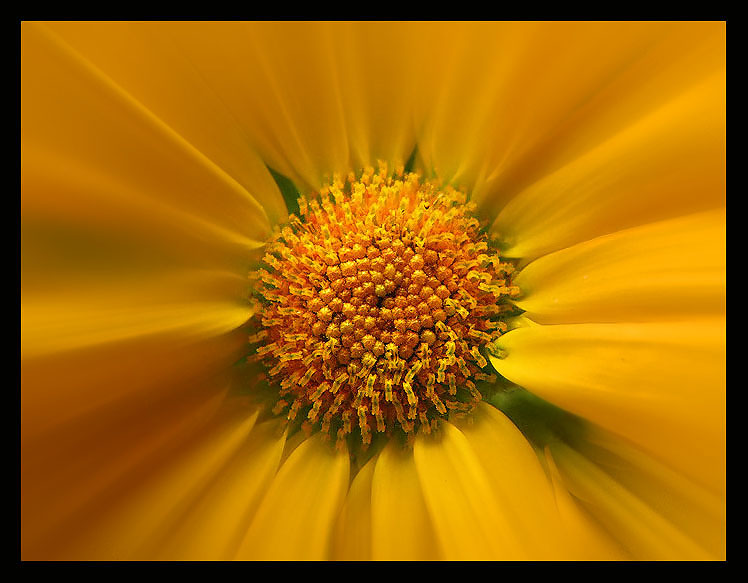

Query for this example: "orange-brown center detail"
[248,165,518,447]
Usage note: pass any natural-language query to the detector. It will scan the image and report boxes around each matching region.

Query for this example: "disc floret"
[249,163,518,448]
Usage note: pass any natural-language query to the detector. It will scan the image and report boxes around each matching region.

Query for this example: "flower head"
[250,165,518,447]
[21,20,726,561]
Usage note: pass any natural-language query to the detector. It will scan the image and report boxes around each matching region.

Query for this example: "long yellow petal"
[514,209,726,324]
[36,21,288,226]
[413,422,526,560]
[453,403,566,558]
[22,22,271,245]
[320,22,425,173]
[153,420,287,560]
[549,442,717,560]
[490,320,726,495]
[21,380,234,559]
[493,66,725,261]
[420,21,636,188]
[24,403,258,559]
[22,330,248,559]
[21,270,252,359]
[544,449,631,560]
[21,21,262,399]
[371,438,442,560]
[331,455,377,561]
[579,430,726,559]
[235,434,350,560]
[416,22,723,218]
[135,21,351,192]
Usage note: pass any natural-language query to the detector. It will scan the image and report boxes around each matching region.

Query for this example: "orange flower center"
[248,164,518,448]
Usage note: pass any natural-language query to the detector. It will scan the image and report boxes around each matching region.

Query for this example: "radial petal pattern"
[21,20,726,561]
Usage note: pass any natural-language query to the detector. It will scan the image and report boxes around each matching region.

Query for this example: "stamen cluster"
[249,165,518,447]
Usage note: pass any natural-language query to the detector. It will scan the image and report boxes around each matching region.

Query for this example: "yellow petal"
[493,64,725,261]
[235,434,350,560]
[22,378,234,559]
[321,22,425,173]
[36,21,289,227]
[22,22,272,246]
[413,422,526,560]
[22,330,248,557]
[549,442,716,560]
[416,22,723,218]
[579,429,726,559]
[514,209,726,324]
[22,307,248,443]
[371,438,442,560]
[453,403,565,558]
[153,420,287,560]
[136,21,351,192]
[490,320,725,495]
[24,403,258,559]
[543,449,631,560]
[21,271,252,359]
[22,21,264,391]
[331,455,377,561]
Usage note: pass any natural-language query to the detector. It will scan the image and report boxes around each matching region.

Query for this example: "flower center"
[248,164,518,448]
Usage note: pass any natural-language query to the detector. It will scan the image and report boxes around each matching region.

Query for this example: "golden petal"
[416,22,723,221]
[549,441,718,560]
[22,23,272,245]
[23,403,258,559]
[154,420,287,560]
[490,320,726,495]
[453,403,566,558]
[371,438,442,560]
[413,422,526,560]
[514,209,726,324]
[235,434,349,560]
[493,67,725,261]
[544,449,631,560]
[331,455,377,561]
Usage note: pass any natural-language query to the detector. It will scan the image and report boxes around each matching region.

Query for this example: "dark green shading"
[268,166,301,217]
[487,385,589,449]
[403,145,418,174]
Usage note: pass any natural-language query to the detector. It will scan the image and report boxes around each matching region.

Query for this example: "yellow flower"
[21,21,725,560]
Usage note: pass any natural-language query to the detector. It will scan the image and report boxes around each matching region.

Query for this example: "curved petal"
[514,209,726,324]
[490,320,726,495]
[544,449,631,560]
[235,434,350,560]
[331,455,377,561]
[413,422,526,560]
[492,64,725,261]
[371,438,442,560]
[416,22,723,220]
[152,419,287,560]
[138,21,353,192]
[577,430,726,559]
[549,442,718,560]
[35,20,288,226]
[23,402,259,559]
[22,22,271,248]
[453,403,566,558]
